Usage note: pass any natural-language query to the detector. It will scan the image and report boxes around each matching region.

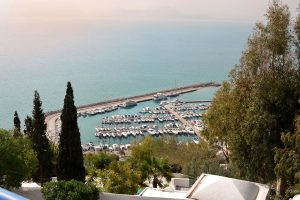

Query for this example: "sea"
[0,20,252,143]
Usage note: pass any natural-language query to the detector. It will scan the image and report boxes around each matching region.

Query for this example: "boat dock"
[164,104,203,140]
[45,82,220,143]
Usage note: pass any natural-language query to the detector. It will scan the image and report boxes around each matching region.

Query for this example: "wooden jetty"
[45,82,219,143]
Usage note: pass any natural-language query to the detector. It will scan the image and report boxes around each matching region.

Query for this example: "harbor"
[45,82,219,146]
[94,100,206,138]
[81,99,208,152]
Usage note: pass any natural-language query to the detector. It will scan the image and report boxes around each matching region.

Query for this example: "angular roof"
[186,174,269,200]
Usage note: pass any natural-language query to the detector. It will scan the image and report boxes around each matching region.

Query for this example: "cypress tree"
[24,115,33,137]
[57,82,85,182]
[32,91,54,183]
[13,111,21,137]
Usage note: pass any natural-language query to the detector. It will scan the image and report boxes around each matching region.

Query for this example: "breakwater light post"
[45,82,220,143]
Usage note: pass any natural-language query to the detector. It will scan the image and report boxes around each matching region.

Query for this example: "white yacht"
[159,101,169,106]
[120,99,137,108]
[153,93,168,101]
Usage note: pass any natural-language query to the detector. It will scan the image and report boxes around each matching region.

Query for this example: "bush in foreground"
[0,129,38,188]
[42,180,99,200]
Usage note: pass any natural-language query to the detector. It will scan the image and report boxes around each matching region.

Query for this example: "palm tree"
[141,155,172,188]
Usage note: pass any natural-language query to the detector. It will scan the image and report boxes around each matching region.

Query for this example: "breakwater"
[45,81,220,143]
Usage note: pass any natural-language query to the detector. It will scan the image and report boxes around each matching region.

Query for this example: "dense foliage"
[85,152,119,170]
[42,180,99,200]
[84,136,223,194]
[0,129,37,188]
[31,91,54,183]
[57,82,85,182]
[204,0,300,198]
[274,116,300,199]
[130,137,172,187]
[98,161,141,194]
[130,136,224,183]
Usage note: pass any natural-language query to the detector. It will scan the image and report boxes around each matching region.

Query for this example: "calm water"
[0,20,252,139]
[79,87,217,144]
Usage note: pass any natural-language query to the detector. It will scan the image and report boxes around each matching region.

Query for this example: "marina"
[45,82,220,146]
[95,102,206,137]
[87,99,207,152]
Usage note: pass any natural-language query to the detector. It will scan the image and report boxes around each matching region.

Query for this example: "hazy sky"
[0,0,299,24]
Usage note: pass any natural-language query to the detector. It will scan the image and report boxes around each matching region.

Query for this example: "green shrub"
[84,152,119,170]
[42,180,99,200]
[0,129,38,188]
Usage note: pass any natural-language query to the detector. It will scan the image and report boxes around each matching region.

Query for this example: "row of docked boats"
[191,119,204,130]
[180,112,202,119]
[78,105,118,118]
[92,99,209,144]
[140,106,169,114]
[102,115,156,124]
[174,103,209,112]
[94,125,195,138]
[77,92,193,119]
[82,142,131,152]
[139,102,208,114]
[100,111,202,125]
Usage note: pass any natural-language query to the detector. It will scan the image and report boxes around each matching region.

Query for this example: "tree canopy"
[274,116,300,199]
[42,180,99,200]
[98,161,141,194]
[204,0,300,197]
[129,136,223,185]
[84,152,119,170]
[0,129,37,188]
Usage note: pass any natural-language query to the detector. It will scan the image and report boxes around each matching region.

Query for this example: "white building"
[101,174,270,200]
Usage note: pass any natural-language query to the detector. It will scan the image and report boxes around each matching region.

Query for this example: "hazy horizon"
[1,0,298,24]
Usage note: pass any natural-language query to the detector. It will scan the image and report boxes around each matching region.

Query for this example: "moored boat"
[120,99,137,108]
[153,93,168,101]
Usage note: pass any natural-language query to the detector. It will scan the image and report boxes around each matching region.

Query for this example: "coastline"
[45,82,220,143]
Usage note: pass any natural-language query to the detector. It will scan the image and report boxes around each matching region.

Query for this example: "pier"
[45,82,220,143]
[164,105,203,140]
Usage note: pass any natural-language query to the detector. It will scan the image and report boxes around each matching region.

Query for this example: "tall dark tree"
[57,82,85,182]
[31,91,54,183]
[24,115,33,138]
[13,111,21,137]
